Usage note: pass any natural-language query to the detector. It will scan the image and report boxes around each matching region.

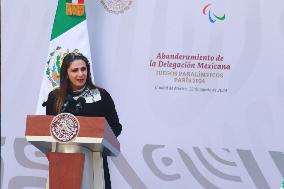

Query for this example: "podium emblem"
[50,113,80,142]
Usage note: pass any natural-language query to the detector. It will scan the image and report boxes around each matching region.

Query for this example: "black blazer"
[46,87,122,137]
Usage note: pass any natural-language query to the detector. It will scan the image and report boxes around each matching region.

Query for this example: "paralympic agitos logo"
[202,3,225,23]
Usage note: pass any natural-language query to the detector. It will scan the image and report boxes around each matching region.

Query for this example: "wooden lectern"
[25,115,120,189]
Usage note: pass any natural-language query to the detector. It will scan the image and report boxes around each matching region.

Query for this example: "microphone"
[42,101,47,107]
[61,95,75,113]
[74,97,86,115]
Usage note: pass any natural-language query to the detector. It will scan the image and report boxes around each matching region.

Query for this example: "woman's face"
[67,59,88,91]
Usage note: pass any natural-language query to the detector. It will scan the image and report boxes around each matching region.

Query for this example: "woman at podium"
[45,52,122,189]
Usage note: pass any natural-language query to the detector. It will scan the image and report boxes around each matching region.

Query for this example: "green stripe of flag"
[51,0,86,40]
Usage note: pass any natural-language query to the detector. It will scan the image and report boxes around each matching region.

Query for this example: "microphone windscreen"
[42,101,47,107]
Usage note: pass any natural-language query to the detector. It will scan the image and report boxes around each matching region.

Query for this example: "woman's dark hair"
[55,52,95,114]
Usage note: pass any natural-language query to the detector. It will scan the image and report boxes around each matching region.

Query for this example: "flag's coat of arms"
[46,47,80,88]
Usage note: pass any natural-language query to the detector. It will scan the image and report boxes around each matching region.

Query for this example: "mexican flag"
[36,0,93,114]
